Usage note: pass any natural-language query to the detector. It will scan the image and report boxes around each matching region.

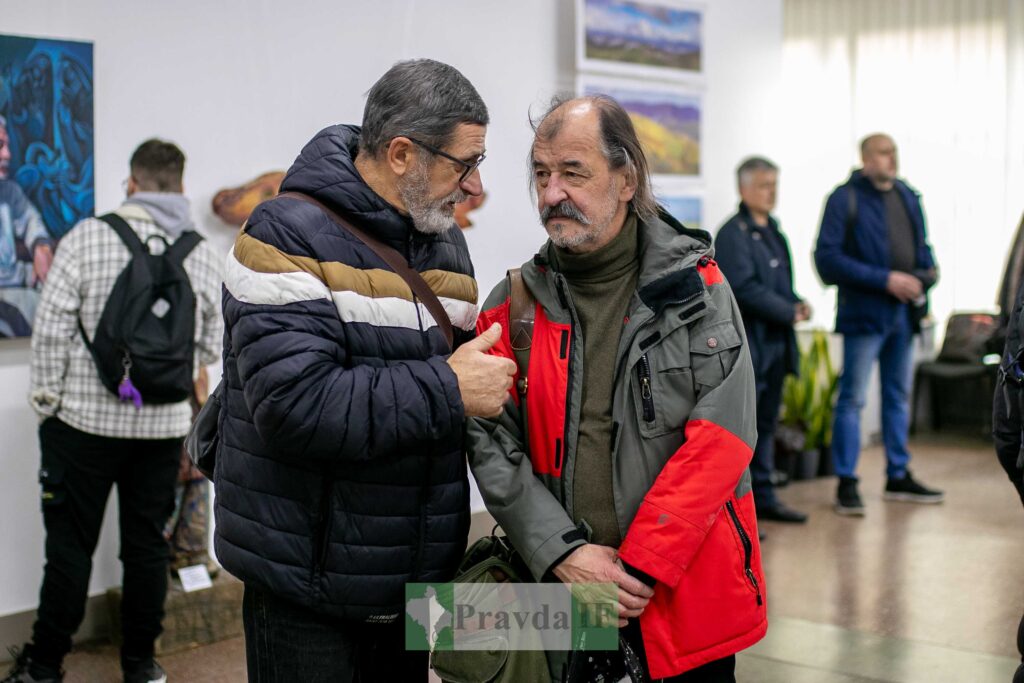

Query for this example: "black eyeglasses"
[402,135,486,184]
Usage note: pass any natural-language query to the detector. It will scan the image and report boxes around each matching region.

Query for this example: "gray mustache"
[541,201,590,225]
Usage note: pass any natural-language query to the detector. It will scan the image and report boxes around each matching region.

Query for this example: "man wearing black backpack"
[7,140,222,683]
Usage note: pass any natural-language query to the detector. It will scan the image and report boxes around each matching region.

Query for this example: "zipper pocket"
[637,354,655,423]
[312,479,333,575]
[725,500,763,606]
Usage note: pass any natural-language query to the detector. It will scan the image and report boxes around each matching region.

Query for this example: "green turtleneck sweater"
[549,214,639,547]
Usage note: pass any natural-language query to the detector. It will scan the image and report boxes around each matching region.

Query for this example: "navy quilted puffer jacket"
[214,124,477,623]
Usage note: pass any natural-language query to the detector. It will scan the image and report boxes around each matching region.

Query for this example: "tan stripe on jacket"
[233,231,478,304]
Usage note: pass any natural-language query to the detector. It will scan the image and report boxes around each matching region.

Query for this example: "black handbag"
[185,381,222,479]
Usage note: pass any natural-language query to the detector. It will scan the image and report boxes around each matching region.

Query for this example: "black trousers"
[622,619,737,682]
[752,345,787,509]
[242,584,427,682]
[30,417,181,669]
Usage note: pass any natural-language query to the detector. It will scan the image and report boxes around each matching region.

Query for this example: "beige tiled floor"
[12,435,1024,682]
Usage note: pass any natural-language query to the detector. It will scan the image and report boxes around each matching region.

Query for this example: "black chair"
[911,312,1003,437]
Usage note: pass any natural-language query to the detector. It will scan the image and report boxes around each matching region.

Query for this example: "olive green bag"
[430,532,550,683]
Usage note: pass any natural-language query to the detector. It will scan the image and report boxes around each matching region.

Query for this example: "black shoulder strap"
[843,186,858,255]
[166,231,204,266]
[80,213,145,349]
[99,213,146,258]
[276,191,454,350]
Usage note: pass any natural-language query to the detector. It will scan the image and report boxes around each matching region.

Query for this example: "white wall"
[0,0,783,619]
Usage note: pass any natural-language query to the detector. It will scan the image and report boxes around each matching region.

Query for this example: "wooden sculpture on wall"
[212,171,285,226]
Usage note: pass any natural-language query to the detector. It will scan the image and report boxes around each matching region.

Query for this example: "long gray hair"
[529,94,658,222]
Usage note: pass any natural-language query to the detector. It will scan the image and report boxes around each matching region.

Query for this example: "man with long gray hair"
[468,95,766,681]
[214,59,514,681]
[715,156,810,524]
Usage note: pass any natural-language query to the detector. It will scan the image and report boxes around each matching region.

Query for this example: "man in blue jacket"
[214,60,515,682]
[814,133,942,515]
[716,156,809,524]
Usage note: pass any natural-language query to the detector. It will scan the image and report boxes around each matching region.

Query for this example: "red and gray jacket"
[466,212,766,678]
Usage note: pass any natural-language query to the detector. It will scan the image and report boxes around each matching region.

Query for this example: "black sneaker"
[122,658,166,683]
[756,502,809,524]
[1,647,62,683]
[836,477,865,516]
[884,471,944,504]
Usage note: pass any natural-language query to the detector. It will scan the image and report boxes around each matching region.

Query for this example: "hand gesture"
[447,323,517,418]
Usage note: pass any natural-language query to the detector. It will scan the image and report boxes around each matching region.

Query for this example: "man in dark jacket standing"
[215,60,515,682]
[814,134,941,516]
[716,157,809,524]
[469,96,766,681]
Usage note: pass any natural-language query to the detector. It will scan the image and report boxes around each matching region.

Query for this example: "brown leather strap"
[277,191,454,350]
[507,268,536,395]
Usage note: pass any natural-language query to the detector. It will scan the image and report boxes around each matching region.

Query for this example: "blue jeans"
[832,308,913,480]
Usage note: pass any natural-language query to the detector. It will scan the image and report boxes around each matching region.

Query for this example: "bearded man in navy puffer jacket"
[214,59,515,682]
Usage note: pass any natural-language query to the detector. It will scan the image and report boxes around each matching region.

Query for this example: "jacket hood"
[279,124,418,247]
[123,192,194,240]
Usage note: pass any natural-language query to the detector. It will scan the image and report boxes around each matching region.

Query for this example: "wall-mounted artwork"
[577,0,704,83]
[579,74,701,179]
[0,34,93,338]
[212,171,285,227]
[658,193,702,230]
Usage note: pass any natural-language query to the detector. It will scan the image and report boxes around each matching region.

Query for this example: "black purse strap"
[277,191,454,350]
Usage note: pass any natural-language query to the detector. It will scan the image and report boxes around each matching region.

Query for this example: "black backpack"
[79,213,202,406]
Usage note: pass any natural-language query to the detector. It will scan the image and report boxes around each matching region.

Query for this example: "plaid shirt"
[29,203,223,439]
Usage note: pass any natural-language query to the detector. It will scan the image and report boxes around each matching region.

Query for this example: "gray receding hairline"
[736,156,778,187]
[359,58,489,158]
[527,94,659,222]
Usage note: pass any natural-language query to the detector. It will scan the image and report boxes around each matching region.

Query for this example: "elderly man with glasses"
[213,59,515,682]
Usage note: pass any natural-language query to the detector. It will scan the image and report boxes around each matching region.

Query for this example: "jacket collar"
[737,202,777,232]
[279,124,443,252]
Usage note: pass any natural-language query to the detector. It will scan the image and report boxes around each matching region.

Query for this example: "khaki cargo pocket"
[690,320,742,397]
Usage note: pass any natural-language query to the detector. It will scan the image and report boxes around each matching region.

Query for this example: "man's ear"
[386,137,415,177]
[618,169,637,203]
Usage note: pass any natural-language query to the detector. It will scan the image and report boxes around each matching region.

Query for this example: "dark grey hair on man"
[530,94,658,223]
[360,59,489,157]
[736,156,778,188]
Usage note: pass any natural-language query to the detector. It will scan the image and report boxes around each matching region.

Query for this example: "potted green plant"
[779,330,839,480]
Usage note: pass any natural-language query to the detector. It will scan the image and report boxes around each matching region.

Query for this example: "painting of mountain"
[659,194,702,229]
[579,0,703,80]
[581,77,701,177]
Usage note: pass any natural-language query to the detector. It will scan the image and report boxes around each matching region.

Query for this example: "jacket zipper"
[637,354,655,422]
[411,460,430,582]
[555,277,576,505]
[312,477,333,579]
[725,500,762,606]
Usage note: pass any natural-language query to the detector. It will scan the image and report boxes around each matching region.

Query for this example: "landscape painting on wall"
[658,193,702,230]
[578,0,703,81]
[579,75,701,178]
[0,34,94,338]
